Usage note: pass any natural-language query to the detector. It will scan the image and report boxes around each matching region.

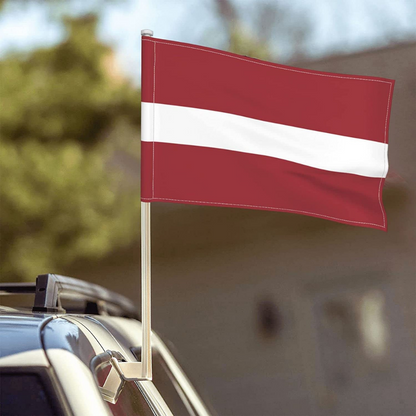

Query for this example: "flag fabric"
[141,37,394,230]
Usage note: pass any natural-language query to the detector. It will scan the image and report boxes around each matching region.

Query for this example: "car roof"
[0,309,144,362]
[0,312,50,358]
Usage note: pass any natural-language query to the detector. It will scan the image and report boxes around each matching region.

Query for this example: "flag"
[141,37,394,230]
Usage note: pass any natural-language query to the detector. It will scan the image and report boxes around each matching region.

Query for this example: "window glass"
[131,347,215,416]
[0,372,60,416]
[106,382,155,416]
[151,352,197,416]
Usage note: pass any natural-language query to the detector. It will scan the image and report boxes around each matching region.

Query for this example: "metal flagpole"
[97,30,154,387]
[141,28,153,380]
[141,201,151,379]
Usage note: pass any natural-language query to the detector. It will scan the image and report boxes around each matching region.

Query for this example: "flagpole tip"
[141,29,154,37]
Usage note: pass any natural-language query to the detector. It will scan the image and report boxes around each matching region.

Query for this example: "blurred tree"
[0,140,139,281]
[228,24,274,61]
[212,0,311,61]
[212,0,416,63]
[0,14,140,146]
[213,0,274,60]
[0,14,140,282]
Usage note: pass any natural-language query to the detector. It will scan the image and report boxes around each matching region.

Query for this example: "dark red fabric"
[142,37,394,143]
[141,37,394,230]
[142,142,386,230]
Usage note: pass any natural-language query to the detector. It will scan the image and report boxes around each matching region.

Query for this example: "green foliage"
[0,14,141,282]
[0,140,140,281]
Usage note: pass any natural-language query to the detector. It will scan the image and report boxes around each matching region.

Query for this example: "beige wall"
[70,42,416,416]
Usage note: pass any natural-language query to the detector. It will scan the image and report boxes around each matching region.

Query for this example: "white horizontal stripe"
[142,103,388,178]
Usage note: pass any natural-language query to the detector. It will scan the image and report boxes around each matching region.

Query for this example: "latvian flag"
[141,37,394,231]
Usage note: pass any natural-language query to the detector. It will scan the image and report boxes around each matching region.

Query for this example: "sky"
[0,0,415,84]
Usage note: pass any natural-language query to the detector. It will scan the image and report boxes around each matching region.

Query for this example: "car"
[0,274,215,416]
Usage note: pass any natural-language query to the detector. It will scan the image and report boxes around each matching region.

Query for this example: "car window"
[130,347,198,416]
[151,351,197,416]
[0,371,62,416]
[106,381,155,416]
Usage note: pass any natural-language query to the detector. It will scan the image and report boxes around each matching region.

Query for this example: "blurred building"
[70,41,416,416]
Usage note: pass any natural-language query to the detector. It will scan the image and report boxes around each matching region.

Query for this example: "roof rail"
[0,282,35,294]
[0,274,138,319]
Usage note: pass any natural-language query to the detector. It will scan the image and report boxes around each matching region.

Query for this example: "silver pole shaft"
[141,201,152,379]
[141,28,154,380]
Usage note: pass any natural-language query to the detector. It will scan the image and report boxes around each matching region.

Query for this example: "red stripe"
[142,37,394,144]
[141,142,386,230]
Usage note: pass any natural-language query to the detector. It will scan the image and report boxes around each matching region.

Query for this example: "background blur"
[0,0,415,415]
